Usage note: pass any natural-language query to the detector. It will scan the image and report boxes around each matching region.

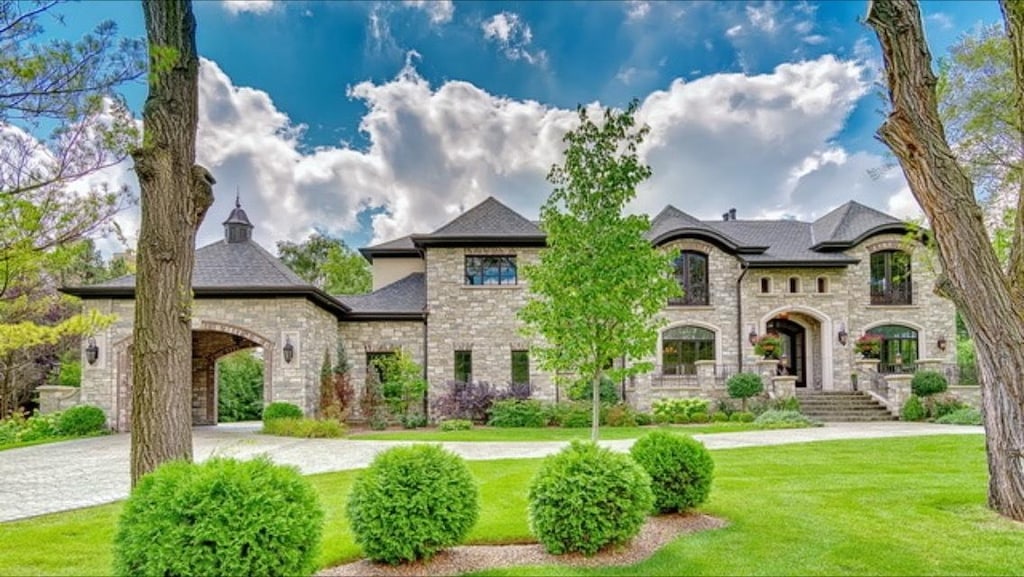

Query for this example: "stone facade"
[424,246,553,407]
[79,297,338,431]
[338,319,426,412]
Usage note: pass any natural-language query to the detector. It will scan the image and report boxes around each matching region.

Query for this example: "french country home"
[63,196,958,430]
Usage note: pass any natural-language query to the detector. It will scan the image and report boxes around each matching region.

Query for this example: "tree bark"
[129,0,213,486]
[866,0,1024,520]
[1001,0,1024,291]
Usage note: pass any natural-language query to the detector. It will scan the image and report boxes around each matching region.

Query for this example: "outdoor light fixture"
[748,325,758,346]
[85,337,99,365]
[937,334,948,352]
[283,337,294,364]
[837,322,848,346]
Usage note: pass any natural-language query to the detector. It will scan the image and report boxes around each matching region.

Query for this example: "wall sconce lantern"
[937,334,948,352]
[283,337,294,364]
[85,337,99,365]
[748,325,758,346]
[837,322,848,346]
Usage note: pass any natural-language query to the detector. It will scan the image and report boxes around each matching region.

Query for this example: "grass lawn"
[2,434,1021,576]
[347,422,765,442]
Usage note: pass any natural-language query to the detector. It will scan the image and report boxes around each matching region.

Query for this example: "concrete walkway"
[0,422,982,523]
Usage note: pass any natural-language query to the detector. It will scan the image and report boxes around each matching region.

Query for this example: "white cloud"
[794,20,813,35]
[221,0,276,15]
[626,1,651,21]
[726,25,744,38]
[403,0,454,25]
[481,12,547,66]
[926,12,954,31]
[746,2,780,34]
[803,34,827,45]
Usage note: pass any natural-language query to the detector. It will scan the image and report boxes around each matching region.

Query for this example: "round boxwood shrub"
[347,444,479,564]
[911,371,948,398]
[630,431,714,513]
[56,405,106,436]
[262,401,303,423]
[528,440,653,556]
[113,456,323,577]
[901,395,927,421]
[726,372,764,411]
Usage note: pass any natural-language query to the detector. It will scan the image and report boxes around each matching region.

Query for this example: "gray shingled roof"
[647,205,743,248]
[337,273,426,317]
[707,221,857,265]
[810,201,904,247]
[420,196,543,239]
[359,234,420,260]
[82,239,309,289]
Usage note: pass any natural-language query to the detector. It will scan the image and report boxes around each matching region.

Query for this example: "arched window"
[669,251,708,306]
[661,326,714,375]
[870,250,912,305]
[867,324,918,373]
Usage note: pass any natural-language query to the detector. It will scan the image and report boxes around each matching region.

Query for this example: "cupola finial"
[223,188,254,243]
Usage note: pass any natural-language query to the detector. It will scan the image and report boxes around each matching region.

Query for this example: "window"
[817,277,828,293]
[454,350,472,383]
[366,352,397,384]
[465,255,517,285]
[669,251,708,306]
[511,350,529,385]
[760,277,771,294]
[788,277,800,293]
[870,250,912,305]
[867,325,918,373]
[661,326,715,375]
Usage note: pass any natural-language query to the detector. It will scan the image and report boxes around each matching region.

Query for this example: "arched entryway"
[767,318,806,388]
[112,321,273,432]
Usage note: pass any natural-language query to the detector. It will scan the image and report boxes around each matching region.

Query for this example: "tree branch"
[1000,0,1024,293]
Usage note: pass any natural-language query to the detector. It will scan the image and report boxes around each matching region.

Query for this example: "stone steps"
[794,391,896,422]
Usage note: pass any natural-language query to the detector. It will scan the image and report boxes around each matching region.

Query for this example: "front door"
[767,318,806,388]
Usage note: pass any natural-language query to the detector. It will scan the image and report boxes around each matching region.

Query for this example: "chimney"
[729,208,737,220]
[722,212,729,221]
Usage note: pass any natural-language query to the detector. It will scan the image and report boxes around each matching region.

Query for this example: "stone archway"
[759,305,833,391]
[112,321,274,432]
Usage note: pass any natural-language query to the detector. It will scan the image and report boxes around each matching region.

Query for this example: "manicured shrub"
[400,413,428,429]
[528,441,653,556]
[754,410,819,428]
[931,395,970,419]
[770,396,801,412]
[56,405,106,436]
[901,395,927,421]
[727,372,764,411]
[605,403,638,427]
[434,381,505,423]
[634,412,653,426]
[262,401,303,423]
[689,411,709,424]
[488,399,546,427]
[711,412,729,423]
[730,411,756,423]
[347,445,478,564]
[17,411,60,442]
[439,418,473,431]
[113,457,323,577]
[542,401,596,428]
[567,375,619,405]
[934,407,982,426]
[651,398,710,423]
[911,371,948,398]
[262,417,345,438]
[630,431,714,513]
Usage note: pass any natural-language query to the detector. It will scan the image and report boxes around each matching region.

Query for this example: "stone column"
[36,386,81,414]
[755,359,779,395]
[771,376,798,399]
[854,358,880,374]
[695,360,717,396]
[885,374,913,417]
[915,358,943,373]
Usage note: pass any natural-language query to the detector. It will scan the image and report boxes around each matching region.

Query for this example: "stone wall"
[338,319,426,415]
[79,296,338,431]
[424,246,553,409]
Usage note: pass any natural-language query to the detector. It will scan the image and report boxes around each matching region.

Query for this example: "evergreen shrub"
[262,402,303,423]
[56,405,106,436]
[629,431,714,513]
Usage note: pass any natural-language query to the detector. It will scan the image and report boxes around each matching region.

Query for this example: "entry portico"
[63,201,345,431]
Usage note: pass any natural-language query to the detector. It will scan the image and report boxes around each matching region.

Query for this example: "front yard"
[1,434,1019,576]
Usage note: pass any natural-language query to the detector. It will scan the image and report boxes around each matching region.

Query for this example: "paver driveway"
[0,421,982,523]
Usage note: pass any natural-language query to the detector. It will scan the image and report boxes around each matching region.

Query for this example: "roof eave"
[741,259,859,268]
[411,234,547,248]
[649,229,761,254]
[358,247,423,261]
[343,311,427,321]
[61,285,351,318]
[810,223,912,251]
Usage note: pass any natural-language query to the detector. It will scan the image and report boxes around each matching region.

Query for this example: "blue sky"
[44,0,1003,253]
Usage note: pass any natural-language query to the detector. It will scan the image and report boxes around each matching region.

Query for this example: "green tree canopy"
[277,232,371,295]
[519,101,680,441]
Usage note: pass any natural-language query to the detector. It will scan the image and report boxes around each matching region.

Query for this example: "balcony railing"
[870,283,912,305]
[668,287,708,306]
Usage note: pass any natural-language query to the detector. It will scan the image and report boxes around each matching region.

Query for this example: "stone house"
[65,196,957,430]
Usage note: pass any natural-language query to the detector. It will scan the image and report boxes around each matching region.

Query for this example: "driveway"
[0,421,982,523]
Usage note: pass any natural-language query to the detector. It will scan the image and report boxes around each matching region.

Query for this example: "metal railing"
[870,284,913,305]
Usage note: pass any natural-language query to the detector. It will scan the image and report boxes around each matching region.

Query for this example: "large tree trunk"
[866,0,1024,520]
[129,0,213,486]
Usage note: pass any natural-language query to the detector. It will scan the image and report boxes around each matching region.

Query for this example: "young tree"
[277,233,371,294]
[130,0,215,484]
[519,101,679,441]
[866,0,1024,520]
